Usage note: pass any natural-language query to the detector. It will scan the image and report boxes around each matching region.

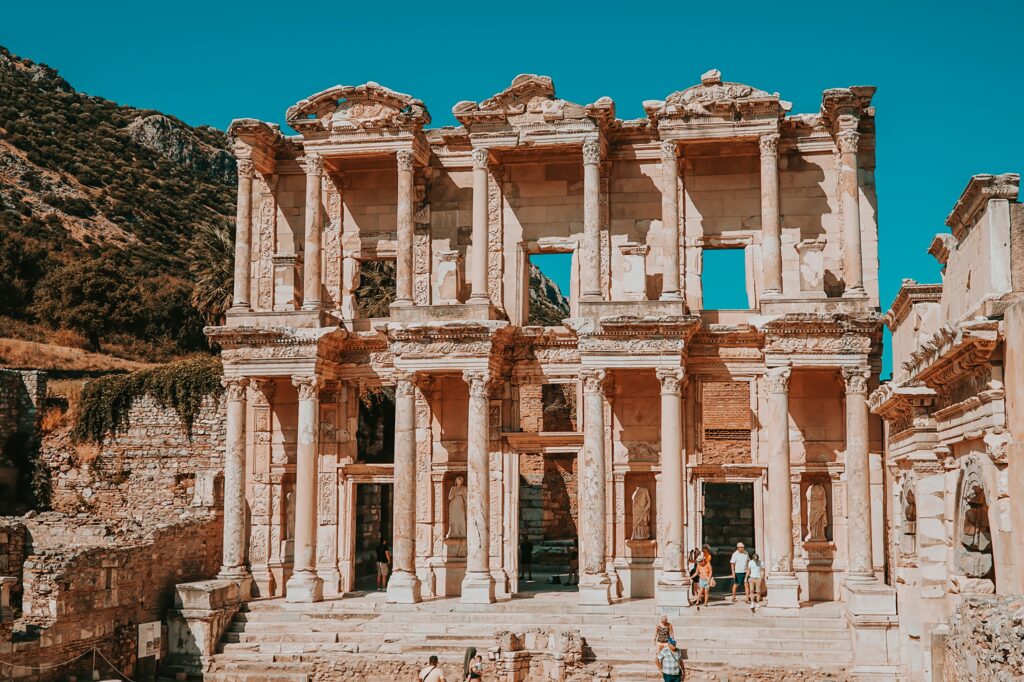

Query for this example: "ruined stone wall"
[40,394,225,519]
[0,520,26,609]
[2,514,220,681]
[0,369,46,447]
[945,595,1024,681]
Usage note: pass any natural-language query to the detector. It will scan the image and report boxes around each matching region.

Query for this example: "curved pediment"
[453,74,615,130]
[286,82,430,135]
[644,69,790,123]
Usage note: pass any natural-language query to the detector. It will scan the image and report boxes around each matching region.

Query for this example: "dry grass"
[0,337,152,373]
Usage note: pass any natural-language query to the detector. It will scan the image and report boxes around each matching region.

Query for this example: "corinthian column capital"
[837,130,860,154]
[470,148,489,170]
[579,368,610,396]
[291,375,322,401]
[237,158,255,179]
[222,376,250,402]
[396,149,415,172]
[764,365,792,394]
[841,366,871,394]
[656,367,686,394]
[582,139,602,166]
[759,133,780,157]
[300,153,324,176]
[249,378,275,406]
[462,370,491,398]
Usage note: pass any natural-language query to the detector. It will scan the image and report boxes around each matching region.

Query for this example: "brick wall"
[518,453,578,544]
[701,381,751,465]
[40,394,225,519]
[1,514,220,681]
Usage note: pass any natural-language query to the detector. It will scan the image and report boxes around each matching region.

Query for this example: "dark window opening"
[358,386,395,463]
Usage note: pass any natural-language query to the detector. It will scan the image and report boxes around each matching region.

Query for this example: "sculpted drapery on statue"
[447,476,468,539]
[631,486,652,541]
[805,483,829,542]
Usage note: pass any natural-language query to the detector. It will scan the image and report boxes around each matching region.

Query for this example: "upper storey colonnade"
[225,70,878,326]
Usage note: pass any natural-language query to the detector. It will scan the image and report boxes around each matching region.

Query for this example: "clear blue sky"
[3,1,1021,376]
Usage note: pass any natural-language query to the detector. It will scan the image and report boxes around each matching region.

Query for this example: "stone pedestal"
[619,540,657,599]
[617,243,649,301]
[795,238,827,298]
[273,254,301,311]
[434,250,464,304]
[845,581,900,677]
[167,579,241,673]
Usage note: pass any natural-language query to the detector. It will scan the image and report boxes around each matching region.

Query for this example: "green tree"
[31,256,126,351]
[0,222,51,317]
[187,220,234,326]
[355,259,397,318]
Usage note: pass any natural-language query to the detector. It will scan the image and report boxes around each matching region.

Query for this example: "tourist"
[655,639,685,681]
[375,538,391,590]
[653,614,674,651]
[519,535,534,581]
[748,552,763,611]
[568,538,579,585]
[730,542,750,603]
[420,654,445,681]
[463,647,481,681]
[695,547,713,610]
[686,549,701,604]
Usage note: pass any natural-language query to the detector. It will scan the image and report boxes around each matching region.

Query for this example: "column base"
[578,573,613,606]
[317,567,343,598]
[386,570,422,604]
[285,570,324,603]
[658,292,683,302]
[844,287,868,298]
[766,572,800,608]
[656,571,692,607]
[460,571,496,604]
[216,568,254,602]
[844,580,899,675]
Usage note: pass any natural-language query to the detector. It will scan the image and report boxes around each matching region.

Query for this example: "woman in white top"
[747,553,763,610]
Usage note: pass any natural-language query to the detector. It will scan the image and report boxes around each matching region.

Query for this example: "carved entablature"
[379,320,514,363]
[885,280,943,331]
[944,173,1019,241]
[564,315,701,356]
[927,234,957,268]
[868,382,937,439]
[689,324,764,360]
[819,86,876,133]
[286,82,430,152]
[227,118,280,172]
[643,69,790,138]
[335,331,391,373]
[903,319,1001,390]
[760,313,883,358]
[510,327,580,365]
[209,325,347,366]
[452,74,615,144]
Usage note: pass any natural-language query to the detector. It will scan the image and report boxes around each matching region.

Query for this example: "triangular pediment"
[644,69,789,123]
[453,74,615,129]
[286,82,430,135]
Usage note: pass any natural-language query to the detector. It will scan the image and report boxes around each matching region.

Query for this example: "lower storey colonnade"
[216,360,883,609]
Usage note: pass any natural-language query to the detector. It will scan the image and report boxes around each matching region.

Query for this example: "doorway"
[518,452,578,592]
[354,482,393,590]
[701,482,756,589]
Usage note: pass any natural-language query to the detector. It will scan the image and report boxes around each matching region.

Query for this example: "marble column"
[656,367,690,605]
[461,369,495,603]
[581,139,602,302]
[286,375,323,602]
[843,366,875,582]
[301,154,324,311]
[395,149,415,306]
[764,365,800,608]
[837,130,865,297]
[579,368,612,605]
[231,160,254,311]
[759,134,783,297]
[469,148,490,302]
[387,371,422,603]
[659,140,682,301]
[218,376,252,596]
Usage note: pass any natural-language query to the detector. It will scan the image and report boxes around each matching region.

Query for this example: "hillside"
[0,45,236,357]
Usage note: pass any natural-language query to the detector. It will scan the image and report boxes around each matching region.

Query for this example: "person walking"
[686,549,701,605]
[748,552,763,611]
[567,538,579,585]
[730,542,750,603]
[519,535,534,582]
[420,654,446,681]
[655,639,685,681]
[375,538,391,591]
[695,547,713,610]
[653,614,674,651]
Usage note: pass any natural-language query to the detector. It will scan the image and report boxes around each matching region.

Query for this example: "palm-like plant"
[356,259,397,318]
[187,220,234,326]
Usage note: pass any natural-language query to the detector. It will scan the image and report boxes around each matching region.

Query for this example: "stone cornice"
[644,69,790,130]
[868,381,936,417]
[759,312,884,356]
[885,280,943,330]
[945,173,1019,241]
[928,233,957,267]
[904,319,1001,388]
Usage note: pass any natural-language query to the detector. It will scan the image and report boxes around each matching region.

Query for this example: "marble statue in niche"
[805,483,828,542]
[958,477,993,578]
[631,486,652,540]
[447,476,467,539]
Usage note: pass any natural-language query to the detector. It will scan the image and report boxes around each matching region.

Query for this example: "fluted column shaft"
[579,368,612,605]
[760,134,782,296]
[287,376,323,602]
[231,160,254,310]
[656,367,690,604]
[387,372,421,602]
[838,130,865,296]
[659,141,682,301]
[843,366,875,581]
[219,377,250,584]
[581,140,602,301]
[301,154,324,310]
[470,149,490,302]
[764,365,800,607]
[461,370,496,603]
[396,150,415,305]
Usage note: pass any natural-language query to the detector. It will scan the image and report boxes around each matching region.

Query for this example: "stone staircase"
[203,595,853,681]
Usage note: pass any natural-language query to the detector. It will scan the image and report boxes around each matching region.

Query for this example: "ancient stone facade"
[870,173,1024,681]
[187,69,903,676]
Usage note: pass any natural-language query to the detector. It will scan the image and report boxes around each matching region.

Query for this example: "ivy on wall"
[72,356,224,443]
